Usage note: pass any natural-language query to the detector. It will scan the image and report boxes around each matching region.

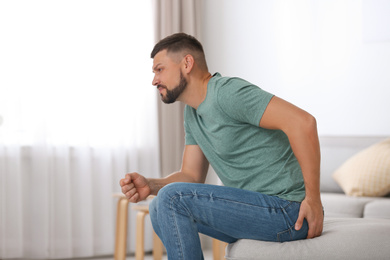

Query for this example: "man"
[120,33,324,259]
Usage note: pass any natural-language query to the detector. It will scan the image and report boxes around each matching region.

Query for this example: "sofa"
[225,136,390,260]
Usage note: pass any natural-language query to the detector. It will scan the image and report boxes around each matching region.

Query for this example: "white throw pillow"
[332,138,390,197]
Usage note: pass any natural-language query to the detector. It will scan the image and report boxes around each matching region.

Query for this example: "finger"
[125,189,136,199]
[295,214,304,231]
[313,215,324,238]
[120,173,133,187]
[306,220,321,239]
[125,173,131,183]
[124,184,138,199]
[306,228,315,239]
[121,183,135,195]
[128,193,139,203]
[316,225,324,238]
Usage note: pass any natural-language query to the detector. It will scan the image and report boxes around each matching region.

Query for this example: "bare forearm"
[287,116,321,200]
[147,171,200,195]
[288,117,324,237]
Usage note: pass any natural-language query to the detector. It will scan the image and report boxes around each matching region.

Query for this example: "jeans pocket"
[277,227,293,242]
[276,218,308,242]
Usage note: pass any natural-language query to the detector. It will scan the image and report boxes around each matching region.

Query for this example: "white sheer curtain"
[0,0,159,259]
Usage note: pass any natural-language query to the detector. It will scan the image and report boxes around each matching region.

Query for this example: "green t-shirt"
[184,73,306,202]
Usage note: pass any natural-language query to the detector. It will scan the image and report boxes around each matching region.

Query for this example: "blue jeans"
[149,182,308,260]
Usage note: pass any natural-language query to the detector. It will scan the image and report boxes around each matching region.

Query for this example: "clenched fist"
[119,172,151,203]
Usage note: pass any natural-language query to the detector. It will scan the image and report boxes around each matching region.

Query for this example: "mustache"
[157,84,167,90]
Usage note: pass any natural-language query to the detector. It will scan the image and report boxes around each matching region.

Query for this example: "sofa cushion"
[225,218,390,260]
[320,193,374,218]
[332,138,390,197]
[364,200,390,219]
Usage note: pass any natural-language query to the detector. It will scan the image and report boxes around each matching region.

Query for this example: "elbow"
[280,110,319,141]
[305,113,317,128]
[302,114,318,137]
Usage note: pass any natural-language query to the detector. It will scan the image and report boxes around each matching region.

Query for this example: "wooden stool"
[113,193,227,260]
[114,194,130,260]
[132,203,163,260]
[113,194,162,260]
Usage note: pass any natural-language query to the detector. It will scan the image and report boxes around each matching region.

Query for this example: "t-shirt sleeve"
[184,106,198,145]
[216,78,274,126]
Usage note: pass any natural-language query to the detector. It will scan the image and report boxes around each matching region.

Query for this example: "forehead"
[153,50,170,66]
[153,49,182,68]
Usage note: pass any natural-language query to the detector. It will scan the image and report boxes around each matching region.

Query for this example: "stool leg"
[213,239,227,260]
[114,198,129,260]
[135,210,147,260]
[213,239,221,260]
[153,230,163,260]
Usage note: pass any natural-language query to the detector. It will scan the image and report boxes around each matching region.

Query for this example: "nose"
[152,75,159,86]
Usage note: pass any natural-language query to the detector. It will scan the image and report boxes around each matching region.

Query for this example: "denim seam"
[169,194,185,260]
[170,193,194,217]
[177,192,288,211]
[278,202,300,242]
[277,225,294,242]
[281,201,294,224]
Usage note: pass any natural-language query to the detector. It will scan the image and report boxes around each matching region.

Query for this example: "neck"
[179,71,212,109]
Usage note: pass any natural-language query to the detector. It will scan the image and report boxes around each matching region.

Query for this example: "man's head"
[151,33,208,104]
[151,33,208,71]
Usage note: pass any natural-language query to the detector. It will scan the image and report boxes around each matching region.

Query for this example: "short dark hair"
[151,33,208,70]
[151,33,204,58]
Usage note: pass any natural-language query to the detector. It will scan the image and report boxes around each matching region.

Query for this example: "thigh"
[156,182,305,242]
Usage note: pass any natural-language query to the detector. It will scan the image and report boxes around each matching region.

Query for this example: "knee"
[149,183,182,217]
[149,196,158,219]
[158,182,187,202]
[153,182,195,213]
[149,183,185,227]
[148,197,162,236]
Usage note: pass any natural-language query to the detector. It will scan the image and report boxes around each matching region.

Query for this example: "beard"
[159,72,188,104]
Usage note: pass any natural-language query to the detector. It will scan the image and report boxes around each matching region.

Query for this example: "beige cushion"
[332,138,390,197]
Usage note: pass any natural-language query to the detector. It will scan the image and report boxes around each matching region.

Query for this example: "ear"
[182,54,195,73]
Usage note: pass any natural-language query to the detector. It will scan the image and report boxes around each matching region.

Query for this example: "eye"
[153,66,164,74]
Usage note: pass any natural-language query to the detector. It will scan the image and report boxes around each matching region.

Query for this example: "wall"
[201,0,390,136]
